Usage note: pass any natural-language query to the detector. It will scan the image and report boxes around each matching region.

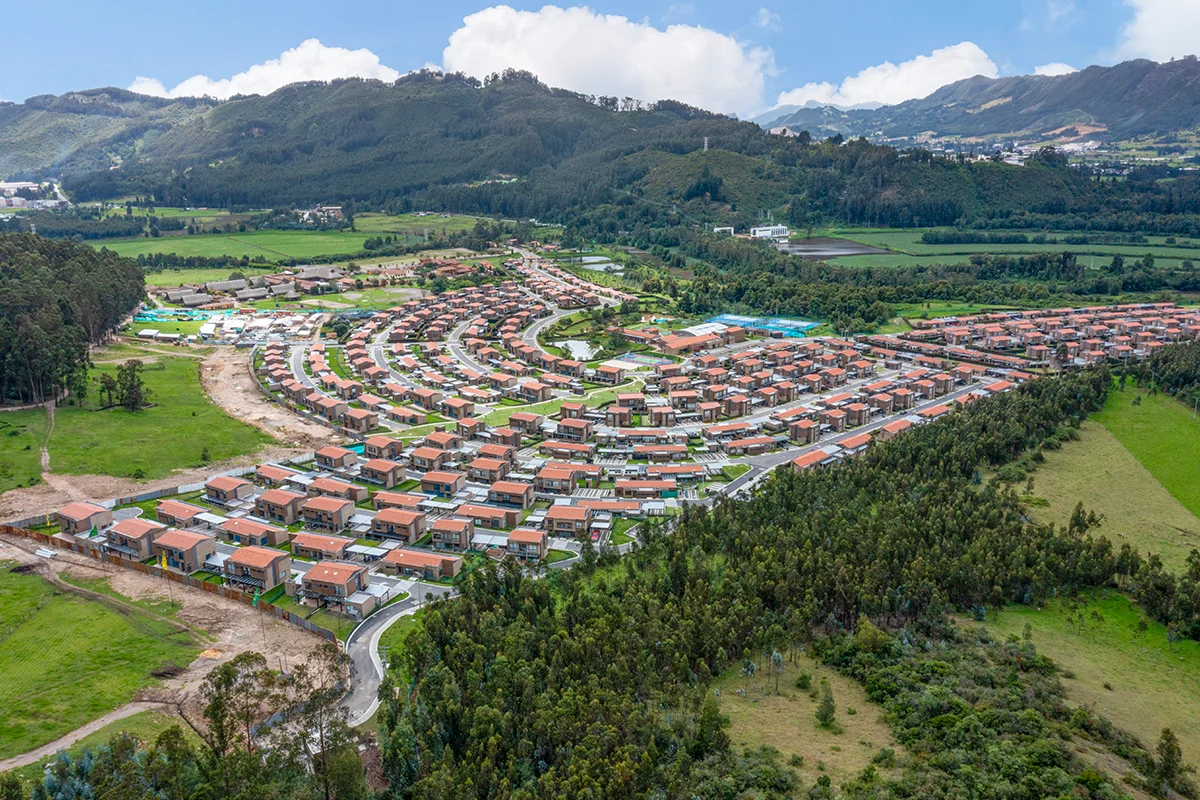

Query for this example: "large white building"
[750,225,790,240]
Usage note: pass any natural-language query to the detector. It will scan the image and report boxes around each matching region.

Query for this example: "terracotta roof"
[508,528,545,544]
[226,545,286,569]
[302,495,353,512]
[206,475,250,492]
[303,561,365,585]
[155,529,212,550]
[57,501,108,521]
[109,518,166,539]
[157,499,204,519]
[291,532,353,551]
[259,488,304,505]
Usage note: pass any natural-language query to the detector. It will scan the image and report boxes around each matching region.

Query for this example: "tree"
[99,372,117,407]
[1155,727,1183,796]
[115,359,151,411]
[816,681,836,728]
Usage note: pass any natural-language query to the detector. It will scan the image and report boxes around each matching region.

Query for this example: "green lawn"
[609,517,638,546]
[545,549,576,564]
[1092,388,1200,521]
[48,355,272,479]
[355,212,481,236]
[721,464,751,482]
[0,409,47,493]
[978,592,1200,765]
[0,567,201,760]
[1028,420,1200,571]
[377,610,424,682]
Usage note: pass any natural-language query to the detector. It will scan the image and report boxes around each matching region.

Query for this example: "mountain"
[760,57,1200,145]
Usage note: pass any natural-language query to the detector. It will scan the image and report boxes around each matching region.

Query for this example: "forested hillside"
[380,366,1200,798]
[5,71,1200,232]
[0,233,143,404]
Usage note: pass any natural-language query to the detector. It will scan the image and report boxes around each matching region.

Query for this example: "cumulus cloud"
[129,39,400,99]
[754,8,782,31]
[1117,0,1200,61]
[1034,62,1077,75]
[774,42,997,109]
[441,5,774,116]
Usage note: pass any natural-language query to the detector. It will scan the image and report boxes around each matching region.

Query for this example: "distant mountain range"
[756,57,1200,146]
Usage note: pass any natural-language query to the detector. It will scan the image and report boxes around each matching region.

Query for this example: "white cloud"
[1117,0,1200,61]
[441,5,774,116]
[129,39,400,100]
[754,7,782,31]
[1020,0,1076,31]
[774,42,998,109]
[1034,62,1077,75]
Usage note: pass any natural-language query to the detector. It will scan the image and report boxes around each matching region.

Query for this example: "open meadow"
[1027,421,1200,570]
[977,592,1200,767]
[715,651,899,789]
[0,411,47,493]
[94,229,372,261]
[48,352,272,479]
[1092,388,1200,520]
[143,265,279,287]
[0,566,201,760]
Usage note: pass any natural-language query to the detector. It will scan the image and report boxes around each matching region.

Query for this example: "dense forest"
[376,365,1199,798]
[0,233,143,405]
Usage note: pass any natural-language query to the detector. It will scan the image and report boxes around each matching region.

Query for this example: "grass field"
[1028,420,1200,570]
[143,266,278,287]
[48,354,272,479]
[94,230,373,261]
[1093,388,1200,521]
[6,709,193,788]
[0,410,47,493]
[355,212,481,236]
[377,611,424,682]
[828,228,1200,267]
[0,567,201,760]
[977,592,1200,765]
[715,652,898,789]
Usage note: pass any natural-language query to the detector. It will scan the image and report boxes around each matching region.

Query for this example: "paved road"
[344,583,453,726]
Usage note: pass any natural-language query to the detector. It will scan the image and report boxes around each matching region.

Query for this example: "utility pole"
[703,137,708,152]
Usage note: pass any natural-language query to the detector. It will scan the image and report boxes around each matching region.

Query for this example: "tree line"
[0,233,143,405]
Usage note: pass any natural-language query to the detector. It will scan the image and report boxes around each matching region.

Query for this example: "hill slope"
[761,56,1200,145]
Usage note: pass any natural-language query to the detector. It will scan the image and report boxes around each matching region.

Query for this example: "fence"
[0,524,336,642]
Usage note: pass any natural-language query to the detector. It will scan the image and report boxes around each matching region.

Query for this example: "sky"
[3,0,1198,118]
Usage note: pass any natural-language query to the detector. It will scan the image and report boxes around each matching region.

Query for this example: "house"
[488,480,535,509]
[410,446,449,471]
[508,528,548,560]
[315,446,357,470]
[534,465,579,494]
[546,505,592,535]
[421,470,466,496]
[373,491,426,510]
[431,517,474,551]
[56,502,112,535]
[467,457,510,484]
[879,418,913,441]
[424,431,463,451]
[559,401,587,419]
[156,499,206,529]
[723,436,775,456]
[556,418,593,442]
[300,496,354,532]
[152,530,216,574]
[615,480,677,499]
[256,464,298,486]
[307,477,369,503]
[219,518,287,547]
[343,408,379,433]
[290,531,354,561]
[364,435,403,460]
[299,561,370,611]
[360,459,405,489]
[223,546,291,591]
[380,548,462,580]
[595,364,625,384]
[255,489,306,525]
[370,508,427,543]
[204,475,254,505]
[104,518,167,560]
[509,411,545,434]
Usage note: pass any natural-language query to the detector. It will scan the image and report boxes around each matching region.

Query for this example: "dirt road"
[199,349,338,449]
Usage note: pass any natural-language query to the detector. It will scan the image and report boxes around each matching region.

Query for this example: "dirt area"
[0,532,324,698]
[199,349,339,449]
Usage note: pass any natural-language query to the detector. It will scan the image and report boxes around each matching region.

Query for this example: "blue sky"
[2,1,1193,116]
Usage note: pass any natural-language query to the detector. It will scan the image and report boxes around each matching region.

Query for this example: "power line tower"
[703,137,709,152]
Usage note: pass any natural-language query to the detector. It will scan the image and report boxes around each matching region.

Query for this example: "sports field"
[0,567,201,759]
[48,353,272,479]
[980,592,1200,765]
